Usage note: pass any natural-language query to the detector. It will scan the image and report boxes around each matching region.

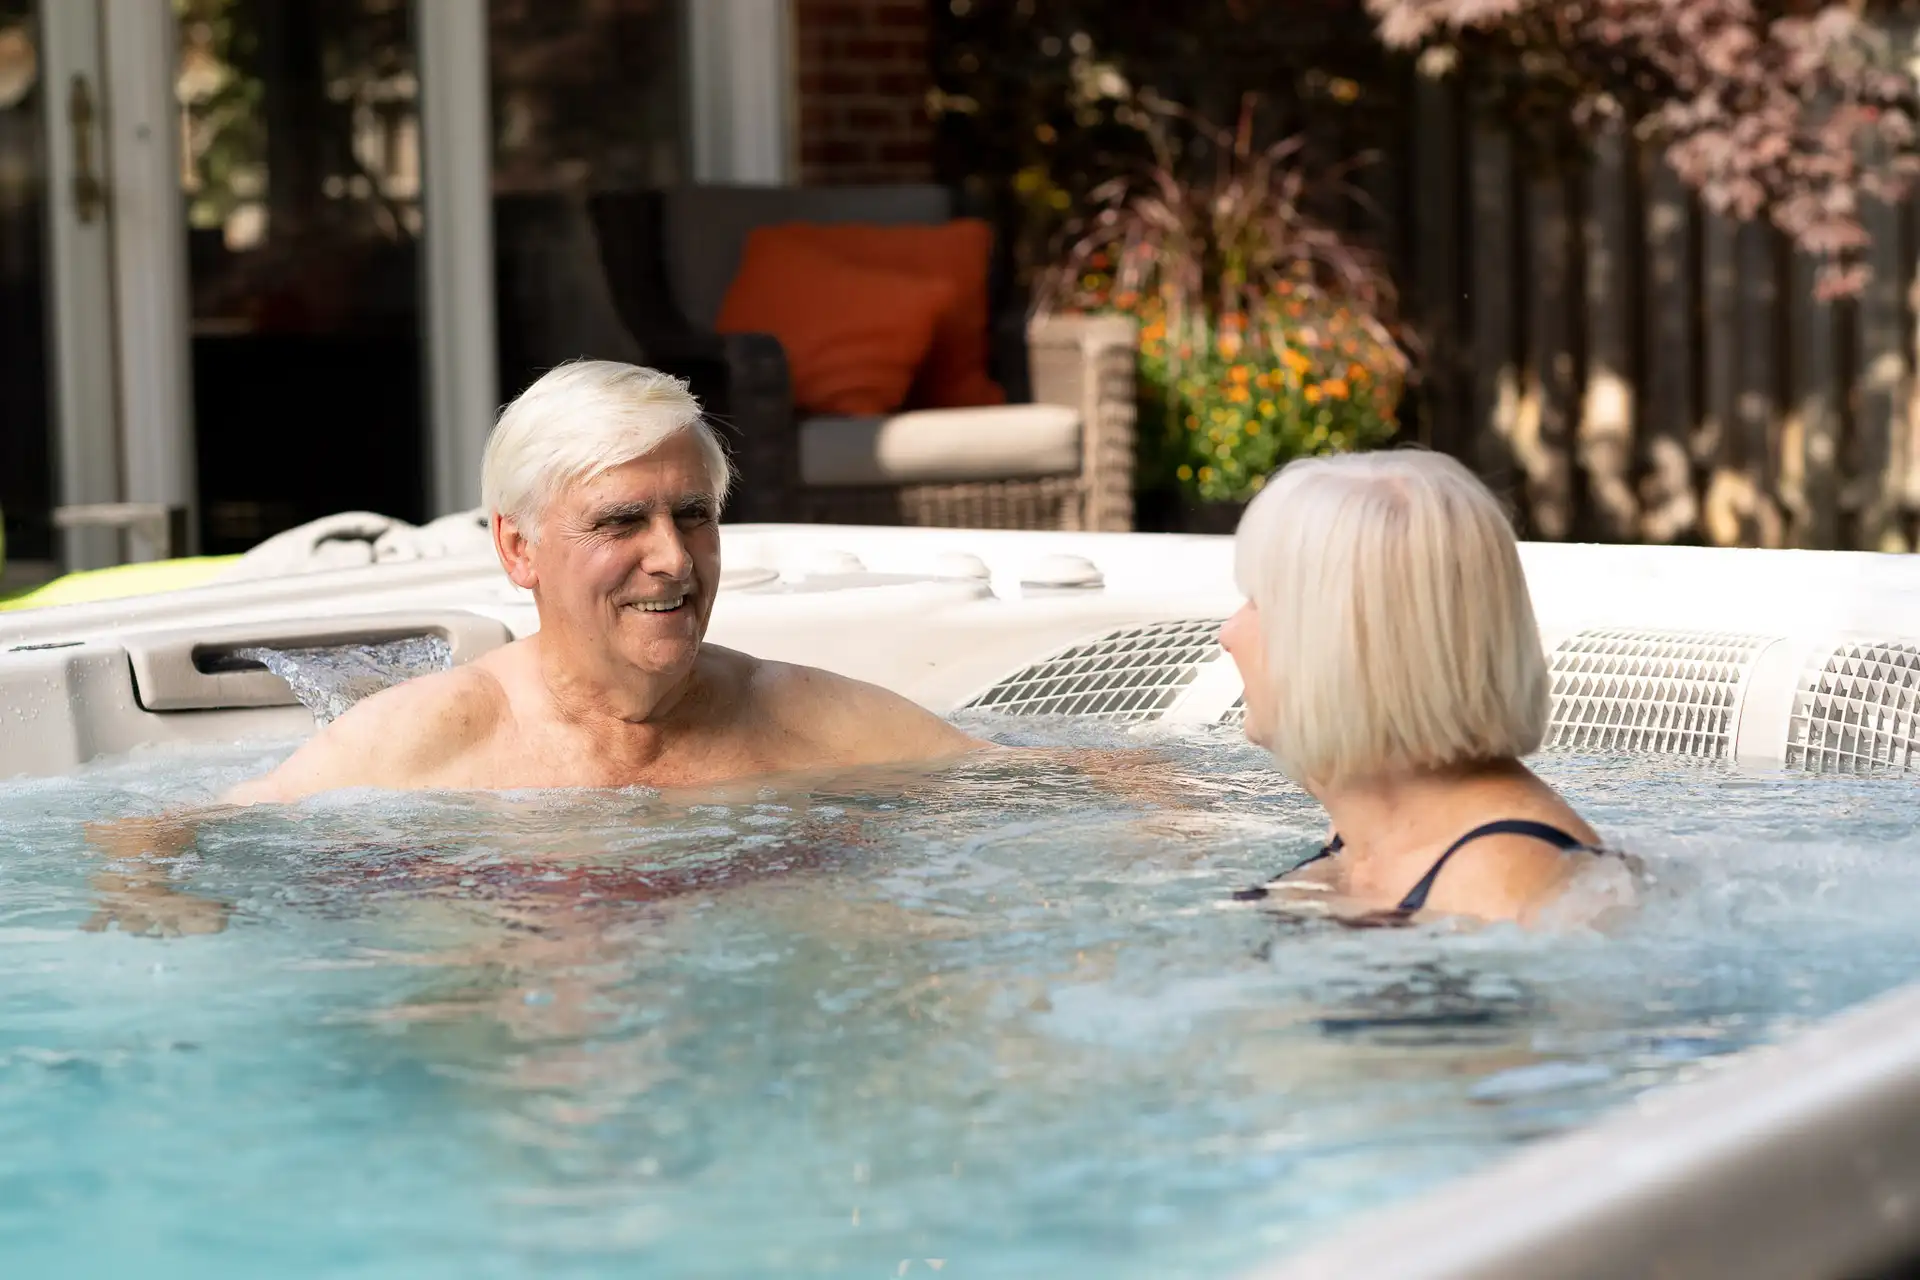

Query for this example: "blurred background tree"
[1366,0,1920,296]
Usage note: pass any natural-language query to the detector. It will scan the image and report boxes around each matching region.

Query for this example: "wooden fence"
[1375,74,1920,552]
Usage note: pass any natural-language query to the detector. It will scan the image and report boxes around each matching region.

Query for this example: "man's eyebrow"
[586,500,655,527]
[585,494,717,527]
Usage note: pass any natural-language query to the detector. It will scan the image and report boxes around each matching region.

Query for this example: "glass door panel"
[176,0,427,553]
[0,0,50,587]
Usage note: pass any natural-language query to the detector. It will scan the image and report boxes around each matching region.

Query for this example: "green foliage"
[176,0,264,233]
[934,6,1410,504]
[1134,301,1403,504]
[1033,95,1409,504]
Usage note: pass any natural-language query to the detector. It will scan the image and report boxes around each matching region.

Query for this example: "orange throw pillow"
[716,228,955,416]
[780,219,1007,410]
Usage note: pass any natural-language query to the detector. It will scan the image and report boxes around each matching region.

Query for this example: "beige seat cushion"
[799,404,1082,488]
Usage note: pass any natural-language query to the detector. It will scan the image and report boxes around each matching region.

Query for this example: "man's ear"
[493,513,538,590]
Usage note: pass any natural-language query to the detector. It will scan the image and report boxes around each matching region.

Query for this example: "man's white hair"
[1233,447,1549,786]
[481,359,733,531]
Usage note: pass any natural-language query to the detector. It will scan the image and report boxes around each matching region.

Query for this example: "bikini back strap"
[1395,819,1588,914]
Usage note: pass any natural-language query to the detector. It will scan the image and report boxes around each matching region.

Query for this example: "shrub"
[1035,94,1410,505]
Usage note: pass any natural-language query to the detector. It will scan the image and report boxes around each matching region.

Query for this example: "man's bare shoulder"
[703,645,989,767]
[225,662,511,805]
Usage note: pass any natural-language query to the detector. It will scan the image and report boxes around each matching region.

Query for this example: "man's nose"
[640,515,695,580]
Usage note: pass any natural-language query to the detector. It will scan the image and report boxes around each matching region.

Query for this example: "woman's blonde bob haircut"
[481,359,733,533]
[1234,448,1549,785]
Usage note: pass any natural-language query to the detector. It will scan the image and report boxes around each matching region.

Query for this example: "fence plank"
[1467,123,1521,496]
[1789,251,1841,548]
[1580,122,1639,540]
[1900,196,1920,528]
[1854,183,1904,551]
[1412,69,1462,455]
[1734,219,1785,546]
[1638,151,1698,542]
[1522,168,1579,538]
[1700,211,1741,545]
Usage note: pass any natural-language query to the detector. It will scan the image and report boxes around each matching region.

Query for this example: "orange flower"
[1228,386,1250,403]
[1304,386,1323,404]
[1324,378,1350,400]
[1228,364,1251,385]
[1280,348,1312,376]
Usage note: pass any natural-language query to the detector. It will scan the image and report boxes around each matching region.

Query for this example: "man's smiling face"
[520,431,723,685]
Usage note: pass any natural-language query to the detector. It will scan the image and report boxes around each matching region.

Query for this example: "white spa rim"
[5,523,1920,1276]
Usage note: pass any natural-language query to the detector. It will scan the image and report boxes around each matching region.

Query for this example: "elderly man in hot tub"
[88,360,1177,933]
[231,360,989,800]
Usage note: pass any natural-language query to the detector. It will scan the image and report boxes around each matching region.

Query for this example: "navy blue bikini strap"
[1232,834,1342,900]
[1396,819,1588,914]
[1299,833,1343,866]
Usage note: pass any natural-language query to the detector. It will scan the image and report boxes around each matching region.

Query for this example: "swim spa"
[4,521,1920,1278]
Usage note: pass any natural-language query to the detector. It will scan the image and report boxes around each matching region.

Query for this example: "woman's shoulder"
[1421,810,1625,925]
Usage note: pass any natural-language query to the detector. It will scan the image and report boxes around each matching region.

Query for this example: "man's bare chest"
[430,717,804,792]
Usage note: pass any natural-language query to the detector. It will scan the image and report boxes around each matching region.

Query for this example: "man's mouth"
[624,592,689,614]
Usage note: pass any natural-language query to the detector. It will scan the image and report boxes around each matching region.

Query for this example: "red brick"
[797,1,863,23]
[802,140,866,165]
[842,37,909,60]
[843,105,905,132]
[793,0,931,185]
[871,0,927,23]
[815,71,869,95]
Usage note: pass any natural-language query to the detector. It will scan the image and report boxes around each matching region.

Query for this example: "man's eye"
[676,507,714,526]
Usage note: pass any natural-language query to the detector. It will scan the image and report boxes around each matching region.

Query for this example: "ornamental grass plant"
[1037,93,1410,507]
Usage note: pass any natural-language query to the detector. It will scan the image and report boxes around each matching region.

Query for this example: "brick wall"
[794,0,934,185]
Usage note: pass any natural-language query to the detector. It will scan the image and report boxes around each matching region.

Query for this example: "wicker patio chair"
[495,185,1138,531]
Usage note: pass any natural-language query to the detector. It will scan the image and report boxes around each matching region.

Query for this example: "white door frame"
[687,0,796,185]
[418,0,496,519]
[100,0,193,560]
[38,0,121,569]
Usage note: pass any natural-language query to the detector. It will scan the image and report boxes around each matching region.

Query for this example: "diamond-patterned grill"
[1221,695,1246,726]
[1788,642,1920,773]
[1544,629,1768,758]
[965,618,1225,721]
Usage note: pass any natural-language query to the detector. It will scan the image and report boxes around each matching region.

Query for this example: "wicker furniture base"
[797,476,1085,530]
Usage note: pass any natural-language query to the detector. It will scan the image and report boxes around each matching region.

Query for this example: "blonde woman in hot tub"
[1221,449,1637,929]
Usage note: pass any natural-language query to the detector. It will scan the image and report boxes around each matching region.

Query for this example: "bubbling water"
[4,719,1920,1277]
[233,634,452,725]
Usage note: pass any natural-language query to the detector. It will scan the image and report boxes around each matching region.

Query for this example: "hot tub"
[3,523,1920,1278]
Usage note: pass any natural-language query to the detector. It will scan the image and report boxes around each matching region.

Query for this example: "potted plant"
[1036,93,1410,531]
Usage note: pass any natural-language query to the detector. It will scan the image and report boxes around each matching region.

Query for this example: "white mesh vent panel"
[1545,630,1767,758]
[1788,642,1920,773]
[967,619,1224,721]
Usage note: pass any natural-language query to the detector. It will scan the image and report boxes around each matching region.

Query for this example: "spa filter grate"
[1544,629,1769,759]
[966,618,1225,721]
[1788,641,1920,773]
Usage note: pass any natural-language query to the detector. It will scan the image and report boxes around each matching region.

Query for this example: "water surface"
[2,719,1916,1278]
